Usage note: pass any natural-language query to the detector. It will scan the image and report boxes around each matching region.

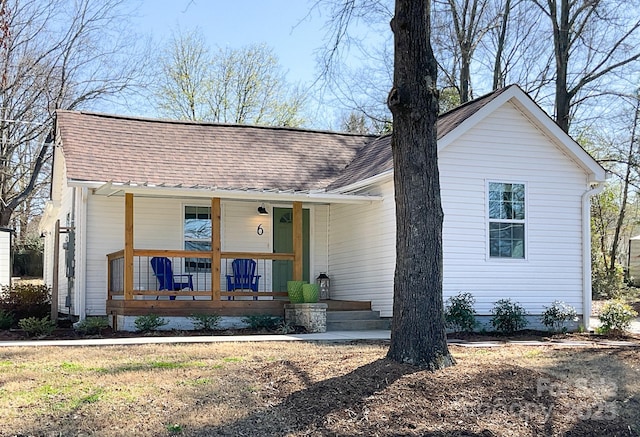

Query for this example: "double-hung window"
[488,182,525,259]
[184,206,212,271]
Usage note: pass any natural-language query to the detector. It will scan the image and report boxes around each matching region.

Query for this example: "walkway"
[1,329,638,348]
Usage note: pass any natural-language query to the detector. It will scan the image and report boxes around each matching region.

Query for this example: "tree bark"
[386,0,455,370]
[492,0,510,90]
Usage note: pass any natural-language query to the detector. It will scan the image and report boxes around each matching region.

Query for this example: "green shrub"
[134,314,168,333]
[591,256,625,300]
[75,317,110,335]
[597,301,638,334]
[0,283,51,321]
[276,319,296,334]
[490,299,529,334]
[18,316,56,337]
[540,300,578,332]
[444,292,477,333]
[241,315,282,330]
[0,309,13,329]
[188,314,221,331]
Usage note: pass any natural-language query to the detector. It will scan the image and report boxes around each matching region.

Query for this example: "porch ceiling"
[79,180,383,204]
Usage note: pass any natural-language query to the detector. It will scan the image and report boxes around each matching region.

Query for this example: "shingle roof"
[55,112,376,191]
[55,86,515,193]
[327,85,515,190]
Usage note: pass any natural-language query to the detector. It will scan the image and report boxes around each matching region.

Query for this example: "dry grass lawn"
[0,340,638,436]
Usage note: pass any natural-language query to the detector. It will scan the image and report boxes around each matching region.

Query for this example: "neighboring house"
[39,85,607,330]
[628,236,640,286]
[0,228,12,287]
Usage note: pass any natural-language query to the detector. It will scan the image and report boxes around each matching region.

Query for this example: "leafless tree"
[432,0,495,103]
[531,0,640,132]
[0,0,148,231]
[154,30,306,127]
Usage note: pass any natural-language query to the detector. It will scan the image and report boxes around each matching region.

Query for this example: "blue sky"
[134,0,327,87]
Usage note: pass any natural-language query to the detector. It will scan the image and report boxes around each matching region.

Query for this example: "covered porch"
[104,193,372,328]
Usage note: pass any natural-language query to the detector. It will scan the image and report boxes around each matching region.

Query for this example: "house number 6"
[257,224,264,235]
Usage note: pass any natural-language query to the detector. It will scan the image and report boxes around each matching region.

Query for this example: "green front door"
[272,207,310,292]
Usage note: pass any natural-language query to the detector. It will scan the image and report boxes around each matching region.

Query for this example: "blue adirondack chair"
[226,258,261,300]
[150,257,195,300]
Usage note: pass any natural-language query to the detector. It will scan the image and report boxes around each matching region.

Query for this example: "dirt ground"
[0,341,638,436]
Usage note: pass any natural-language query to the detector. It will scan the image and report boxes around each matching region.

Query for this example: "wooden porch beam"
[211,197,221,302]
[124,193,134,300]
[293,201,303,281]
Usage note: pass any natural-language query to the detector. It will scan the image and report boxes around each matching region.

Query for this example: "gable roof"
[327,86,515,190]
[328,85,606,190]
[54,85,606,199]
[55,111,375,192]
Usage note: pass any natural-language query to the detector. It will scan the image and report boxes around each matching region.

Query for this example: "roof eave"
[80,181,383,204]
[328,169,394,193]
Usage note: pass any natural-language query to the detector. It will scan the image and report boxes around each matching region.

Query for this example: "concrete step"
[326,310,382,321]
[326,318,391,331]
[325,310,390,331]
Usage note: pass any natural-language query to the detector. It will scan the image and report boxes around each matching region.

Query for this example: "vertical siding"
[629,238,640,285]
[328,182,396,317]
[329,102,590,317]
[0,231,10,287]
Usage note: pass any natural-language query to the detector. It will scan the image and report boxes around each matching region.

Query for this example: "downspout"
[582,182,605,331]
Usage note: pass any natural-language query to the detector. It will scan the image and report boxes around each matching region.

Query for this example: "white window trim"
[182,202,214,273]
[485,180,528,262]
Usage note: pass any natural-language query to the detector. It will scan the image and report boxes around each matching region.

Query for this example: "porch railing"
[107,249,293,301]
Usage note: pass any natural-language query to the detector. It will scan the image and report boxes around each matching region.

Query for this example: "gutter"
[327,169,394,194]
[582,182,605,331]
[75,181,383,204]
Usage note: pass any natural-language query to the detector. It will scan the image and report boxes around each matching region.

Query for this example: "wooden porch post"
[211,197,221,302]
[293,201,303,281]
[124,193,134,301]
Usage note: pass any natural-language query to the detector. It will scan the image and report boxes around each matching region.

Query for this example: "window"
[184,206,211,271]
[488,182,525,259]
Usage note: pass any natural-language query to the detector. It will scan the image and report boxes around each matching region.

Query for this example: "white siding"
[0,231,10,287]
[222,201,273,292]
[329,102,590,317]
[85,195,124,315]
[440,102,588,315]
[312,205,329,279]
[41,149,76,314]
[56,170,75,314]
[328,182,396,317]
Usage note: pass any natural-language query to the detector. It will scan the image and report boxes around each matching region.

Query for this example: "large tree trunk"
[386,0,455,370]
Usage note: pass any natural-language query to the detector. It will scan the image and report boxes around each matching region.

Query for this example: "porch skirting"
[106,299,371,331]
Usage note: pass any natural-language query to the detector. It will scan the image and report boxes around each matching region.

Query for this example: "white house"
[39,85,607,330]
